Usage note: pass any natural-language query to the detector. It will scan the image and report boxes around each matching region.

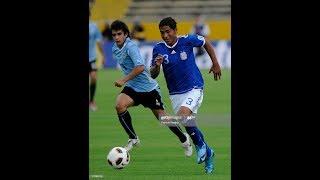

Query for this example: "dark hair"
[159,17,177,30]
[110,20,131,38]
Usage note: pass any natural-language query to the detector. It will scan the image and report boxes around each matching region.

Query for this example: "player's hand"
[114,79,126,87]
[101,57,106,66]
[209,62,222,81]
[155,55,164,66]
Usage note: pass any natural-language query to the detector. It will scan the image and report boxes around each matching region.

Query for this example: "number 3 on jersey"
[186,98,193,105]
[163,54,169,64]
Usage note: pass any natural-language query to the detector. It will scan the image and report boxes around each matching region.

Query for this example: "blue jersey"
[152,34,205,95]
[112,38,159,92]
[89,22,103,62]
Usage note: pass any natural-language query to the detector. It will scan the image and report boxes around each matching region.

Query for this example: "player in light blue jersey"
[110,20,193,154]
[150,17,222,174]
[89,9,105,111]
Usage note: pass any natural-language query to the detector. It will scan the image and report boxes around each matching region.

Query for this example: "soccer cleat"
[124,137,140,151]
[204,147,215,174]
[195,143,207,164]
[181,133,193,157]
[89,101,98,111]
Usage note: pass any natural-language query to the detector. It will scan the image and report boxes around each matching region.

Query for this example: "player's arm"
[97,41,106,65]
[150,55,163,79]
[114,65,144,87]
[203,37,222,80]
[94,24,106,66]
[115,44,145,87]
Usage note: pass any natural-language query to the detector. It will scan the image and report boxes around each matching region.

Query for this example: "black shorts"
[121,86,164,110]
[89,60,97,72]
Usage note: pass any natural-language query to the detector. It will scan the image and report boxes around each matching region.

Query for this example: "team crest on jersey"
[180,51,187,60]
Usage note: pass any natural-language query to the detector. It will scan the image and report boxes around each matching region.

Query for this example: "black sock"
[118,110,137,139]
[169,126,187,143]
[90,82,96,102]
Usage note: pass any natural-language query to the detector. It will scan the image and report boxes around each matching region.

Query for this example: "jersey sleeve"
[127,44,144,67]
[187,34,205,47]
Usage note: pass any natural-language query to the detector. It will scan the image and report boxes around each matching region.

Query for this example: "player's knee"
[178,107,192,116]
[90,72,97,82]
[154,109,166,119]
[115,103,127,113]
[90,77,97,84]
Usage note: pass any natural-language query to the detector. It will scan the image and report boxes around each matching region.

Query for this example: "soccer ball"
[107,147,130,169]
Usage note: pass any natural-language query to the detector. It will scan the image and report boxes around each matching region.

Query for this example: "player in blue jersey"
[110,20,193,155]
[150,17,222,174]
[89,10,105,111]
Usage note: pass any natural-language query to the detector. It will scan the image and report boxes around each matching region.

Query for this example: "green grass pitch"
[90,68,231,180]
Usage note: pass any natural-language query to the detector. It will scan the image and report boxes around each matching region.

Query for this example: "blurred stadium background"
[90,0,231,179]
[90,0,230,70]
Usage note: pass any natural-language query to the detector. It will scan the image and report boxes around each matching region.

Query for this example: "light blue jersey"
[152,34,205,95]
[112,38,159,92]
[89,22,103,62]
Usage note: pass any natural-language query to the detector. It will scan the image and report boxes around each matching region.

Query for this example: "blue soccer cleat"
[195,143,207,164]
[204,146,215,174]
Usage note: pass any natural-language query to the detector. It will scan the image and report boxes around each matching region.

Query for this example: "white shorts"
[169,88,204,114]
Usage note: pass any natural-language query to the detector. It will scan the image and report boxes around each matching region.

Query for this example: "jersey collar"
[164,37,179,49]
[116,37,130,51]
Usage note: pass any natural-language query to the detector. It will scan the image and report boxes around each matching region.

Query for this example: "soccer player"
[89,9,105,111]
[110,20,193,156]
[190,14,211,57]
[150,17,222,174]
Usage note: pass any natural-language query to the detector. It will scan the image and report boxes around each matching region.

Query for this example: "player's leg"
[178,106,214,173]
[172,89,215,173]
[151,109,192,157]
[115,89,141,151]
[177,107,207,160]
[140,87,193,156]
[151,109,186,143]
[177,107,202,144]
[89,61,98,111]
[170,90,206,150]
[89,71,97,104]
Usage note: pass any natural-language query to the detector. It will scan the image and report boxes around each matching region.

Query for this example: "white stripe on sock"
[120,115,137,139]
